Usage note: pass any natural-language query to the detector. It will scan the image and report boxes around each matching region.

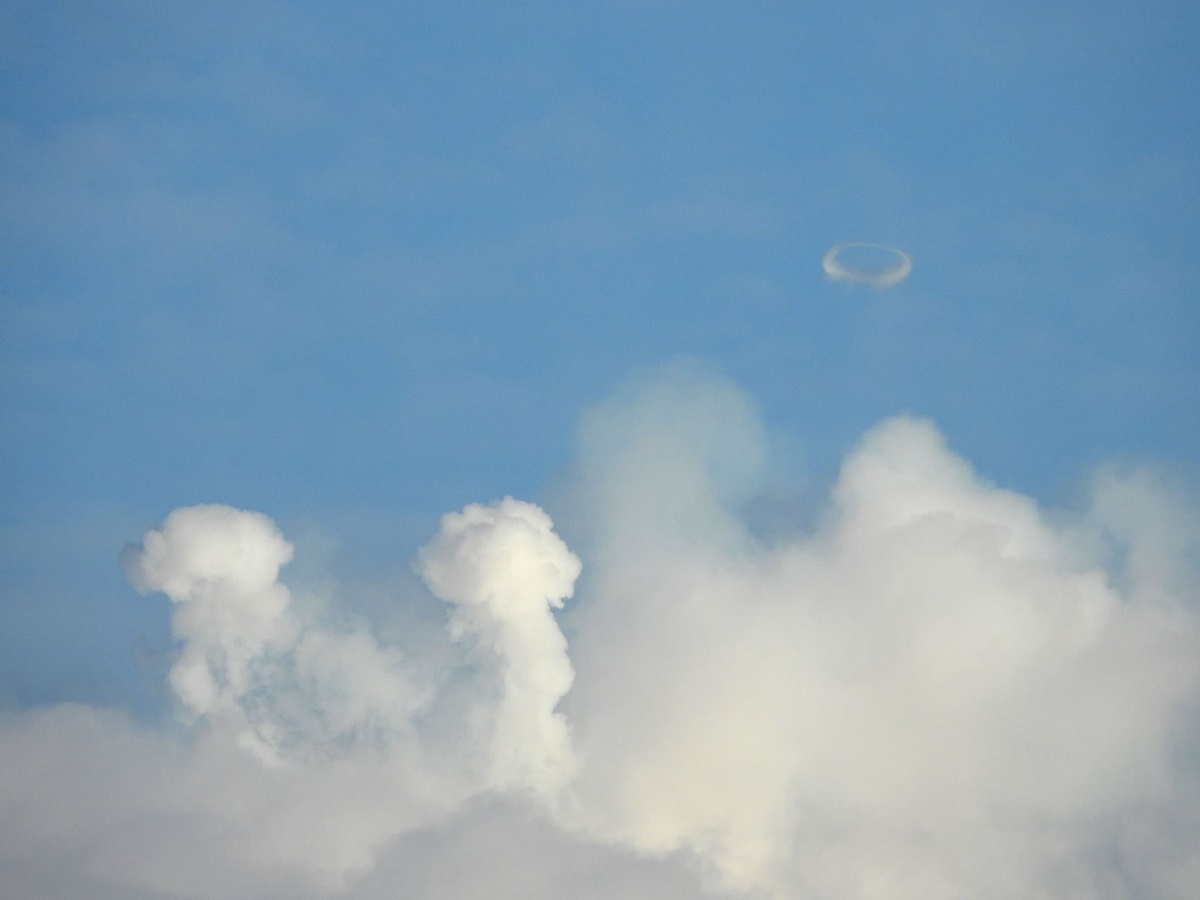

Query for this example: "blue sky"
[2,3,1200,897]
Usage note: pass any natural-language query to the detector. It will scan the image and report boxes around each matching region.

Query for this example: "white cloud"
[562,375,1200,898]
[416,497,582,798]
[121,505,296,725]
[119,504,430,764]
[3,370,1199,899]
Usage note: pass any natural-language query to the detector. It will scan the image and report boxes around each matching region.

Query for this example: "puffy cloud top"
[416,497,581,615]
[122,504,294,599]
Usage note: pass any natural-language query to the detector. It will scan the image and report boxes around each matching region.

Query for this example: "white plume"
[120,505,294,722]
[121,504,428,763]
[417,497,581,798]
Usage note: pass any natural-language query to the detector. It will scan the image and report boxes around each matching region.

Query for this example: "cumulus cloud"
[416,497,582,798]
[120,503,430,764]
[120,506,296,731]
[3,370,1200,899]
[563,388,1200,897]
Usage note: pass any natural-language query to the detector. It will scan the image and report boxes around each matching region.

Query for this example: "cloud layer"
[3,370,1199,899]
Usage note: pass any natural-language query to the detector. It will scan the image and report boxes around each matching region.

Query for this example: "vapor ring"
[822,242,913,288]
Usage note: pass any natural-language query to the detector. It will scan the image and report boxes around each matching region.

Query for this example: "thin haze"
[2,2,1199,898]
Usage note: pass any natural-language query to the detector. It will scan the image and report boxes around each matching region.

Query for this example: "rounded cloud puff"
[416,497,581,615]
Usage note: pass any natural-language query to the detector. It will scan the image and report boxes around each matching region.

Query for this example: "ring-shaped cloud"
[822,242,913,288]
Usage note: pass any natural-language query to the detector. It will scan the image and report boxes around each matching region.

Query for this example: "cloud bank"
[3,369,1199,899]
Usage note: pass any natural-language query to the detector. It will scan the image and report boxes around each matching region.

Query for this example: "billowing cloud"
[562,383,1200,897]
[120,503,431,765]
[823,242,913,288]
[3,370,1199,899]
[417,497,581,798]
[120,505,296,731]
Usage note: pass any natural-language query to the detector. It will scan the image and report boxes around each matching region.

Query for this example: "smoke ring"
[822,242,913,288]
